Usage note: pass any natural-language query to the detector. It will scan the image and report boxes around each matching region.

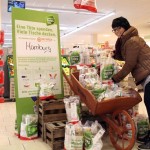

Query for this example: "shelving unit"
[0,30,4,103]
[7,55,15,100]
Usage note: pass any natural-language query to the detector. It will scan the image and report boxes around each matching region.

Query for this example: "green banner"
[12,8,64,134]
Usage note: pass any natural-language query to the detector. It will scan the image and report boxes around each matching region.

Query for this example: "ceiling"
[1,0,150,47]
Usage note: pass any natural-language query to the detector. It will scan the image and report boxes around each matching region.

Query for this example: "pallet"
[45,120,66,150]
[38,99,67,140]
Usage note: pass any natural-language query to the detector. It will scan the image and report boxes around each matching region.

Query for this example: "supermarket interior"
[1,0,150,150]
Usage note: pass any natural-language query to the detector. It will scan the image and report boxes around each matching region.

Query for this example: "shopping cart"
[63,71,142,150]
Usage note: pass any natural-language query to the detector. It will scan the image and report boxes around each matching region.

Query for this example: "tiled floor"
[0,102,50,150]
[0,92,146,150]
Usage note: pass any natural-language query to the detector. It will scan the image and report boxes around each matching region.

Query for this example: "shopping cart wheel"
[109,110,136,150]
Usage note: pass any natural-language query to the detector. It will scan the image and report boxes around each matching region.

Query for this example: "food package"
[133,114,149,139]
[83,121,105,150]
[100,54,117,84]
[70,51,81,65]
[73,0,82,9]
[91,84,107,99]
[73,0,97,13]
[96,84,133,101]
[64,96,81,123]
[79,67,99,90]
[80,0,97,13]
[39,82,55,100]
[20,114,38,140]
[64,122,83,150]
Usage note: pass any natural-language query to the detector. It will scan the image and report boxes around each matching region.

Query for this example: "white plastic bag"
[100,54,117,84]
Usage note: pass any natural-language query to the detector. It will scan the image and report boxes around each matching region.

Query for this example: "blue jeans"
[144,82,150,121]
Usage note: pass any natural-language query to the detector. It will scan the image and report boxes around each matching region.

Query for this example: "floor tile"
[0,136,10,146]
[22,142,50,150]
[0,96,147,150]
[0,145,24,150]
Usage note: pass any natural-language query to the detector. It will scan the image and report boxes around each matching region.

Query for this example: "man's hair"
[112,16,131,30]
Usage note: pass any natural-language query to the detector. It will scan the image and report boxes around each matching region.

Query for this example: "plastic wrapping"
[83,121,105,150]
[73,0,82,9]
[64,96,81,123]
[64,122,83,150]
[74,0,97,13]
[39,82,55,100]
[80,0,97,13]
[20,114,38,140]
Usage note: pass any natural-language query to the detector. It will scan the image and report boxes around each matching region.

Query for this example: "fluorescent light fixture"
[27,7,105,15]
[26,8,45,12]
[46,8,104,15]
[61,11,115,38]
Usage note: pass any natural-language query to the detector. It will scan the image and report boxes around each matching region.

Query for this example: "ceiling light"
[61,11,115,38]
[27,7,105,16]
[26,8,45,12]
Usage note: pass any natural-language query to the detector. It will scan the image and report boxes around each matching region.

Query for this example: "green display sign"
[70,51,80,65]
[12,8,63,135]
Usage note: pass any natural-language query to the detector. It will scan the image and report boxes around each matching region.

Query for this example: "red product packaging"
[0,30,4,45]
[80,0,97,13]
[0,71,4,84]
[0,49,4,56]
[39,95,55,101]
[73,0,82,9]
[0,97,4,103]
[0,60,4,67]
[0,86,4,96]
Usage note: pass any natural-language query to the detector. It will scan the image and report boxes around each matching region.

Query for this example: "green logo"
[46,16,55,25]
[70,51,80,65]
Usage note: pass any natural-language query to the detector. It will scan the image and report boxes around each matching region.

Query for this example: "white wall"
[61,32,150,49]
[61,33,116,49]
[61,34,94,49]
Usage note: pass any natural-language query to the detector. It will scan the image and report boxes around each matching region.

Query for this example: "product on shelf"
[64,96,81,123]
[20,114,38,140]
[0,31,4,103]
[0,30,4,45]
[7,55,14,78]
[61,56,70,76]
[70,51,81,65]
